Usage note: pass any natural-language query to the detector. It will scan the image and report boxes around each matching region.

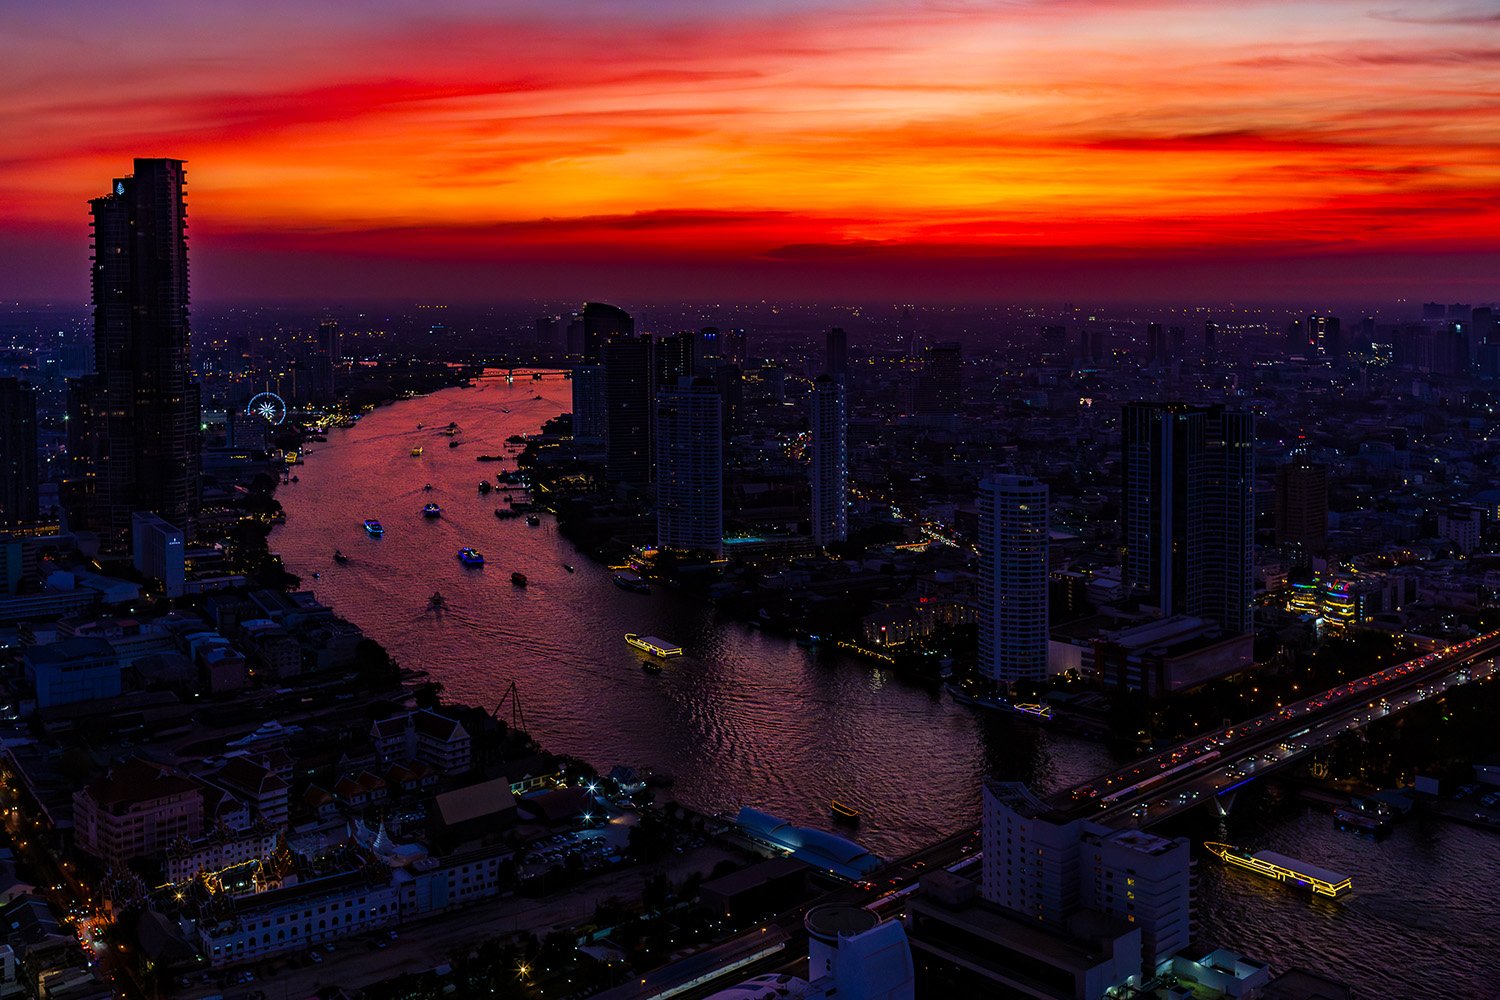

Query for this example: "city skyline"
[4,1,1500,304]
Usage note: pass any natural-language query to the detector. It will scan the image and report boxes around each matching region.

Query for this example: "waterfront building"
[0,379,39,527]
[1121,402,1254,637]
[571,364,605,443]
[603,332,654,485]
[977,474,1049,685]
[655,377,723,555]
[73,758,203,868]
[809,375,848,548]
[71,159,201,543]
[370,710,472,774]
[131,510,185,598]
[313,318,339,402]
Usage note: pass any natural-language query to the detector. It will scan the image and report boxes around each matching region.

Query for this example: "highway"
[1051,630,1500,827]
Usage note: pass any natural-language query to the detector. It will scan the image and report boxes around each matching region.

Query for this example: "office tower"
[809,375,848,547]
[570,365,605,443]
[0,379,39,527]
[1203,320,1219,355]
[534,315,559,354]
[655,378,722,555]
[1169,325,1186,360]
[312,319,340,403]
[914,341,962,416]
[654,331,693,387]
[75,158,201,542]
[981,781,1190,972]
[1274,460,1328,555]
[565,312,585,358]
[132,511,185,598]
[977,475,1050,685]
[1146,322,1164,366]
[721,328,747,367]
[1308,314,1342,358]
[714,364,743,440]
[693,327,722,373]
[1121,402,1254,635]
[603,333,653,485]
[825,327,848,377]
[582,301,633,362]
[1285,318,1312,357]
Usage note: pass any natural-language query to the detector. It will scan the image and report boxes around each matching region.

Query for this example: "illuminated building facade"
[809,375,848,548]
[978,474,1049,685]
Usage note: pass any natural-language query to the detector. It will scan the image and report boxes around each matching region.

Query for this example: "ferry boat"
[363,519,384,537]
[410,446,424,457]
[613,572,650,594]
[831,800,860,823]
[525,514,541,527]
[1203,842,1351,898]
[511,572,528,587]
[422,503,442,518]
[625,634,682,657]
[457,547,485,567]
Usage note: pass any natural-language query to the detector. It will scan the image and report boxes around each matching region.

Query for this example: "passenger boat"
[613,572,650,594]
[1203,842,1351,898]
[333,550,349,564]
[410,446,424,457]
[457,547,485,567]
[511,572,528,587]
[422,503,442,518]
[625,634,682,657]
[363,519,384,537]
[831,800,860,823]
[525,514,541,527]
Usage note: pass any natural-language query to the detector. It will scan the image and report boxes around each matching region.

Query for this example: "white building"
[132,511,185,598]
[655,378,723,555]
[978,474,1049,685]
[809,376,848,548]
[196,869,399,968]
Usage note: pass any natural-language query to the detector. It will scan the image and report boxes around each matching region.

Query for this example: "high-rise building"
[977,475,1050,685]
[981,781,1190,974]
[655,378,722,555]
[0,378,39,527]
[1274,460,1328,556]
[1203,320,1218,354]
[1146,323,1164,366]
[73,158,201,541]
[603,333,653,485]
[534,315,560,354]
[570,365,605,443]
[1308,314,1342,358]
[132,511,185,598]
[1122,402,1254,636]
[825,327,848,377]
[913,342,962,416]
[312,319,340,403]
[809,375,848,547]
[713,364,743,440]
[582,301,633,362]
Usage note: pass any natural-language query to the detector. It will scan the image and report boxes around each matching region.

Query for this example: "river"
[270,369,1497,996]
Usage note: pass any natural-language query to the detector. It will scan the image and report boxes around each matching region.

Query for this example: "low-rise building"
[73,759,203,868]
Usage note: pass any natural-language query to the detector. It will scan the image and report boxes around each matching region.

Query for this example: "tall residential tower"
[977,474,1050,685]
[809,375,848,548]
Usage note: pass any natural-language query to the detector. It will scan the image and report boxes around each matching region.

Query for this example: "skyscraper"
[1308,314,1342,358]
[0,378,39,527]
[977,474,1049,685]
[74,158,201,541]
[1121,402,1254,636]
[1274,460,1328,556]
[582,301,633,362]
[809,375,848,547]
[570,365,605,443]
[655,378,722,555]
[603,333,653,485]
[825,327,848,377]
[313,318,340,403]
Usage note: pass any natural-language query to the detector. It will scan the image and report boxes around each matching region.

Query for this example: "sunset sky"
[3,0,1498,303]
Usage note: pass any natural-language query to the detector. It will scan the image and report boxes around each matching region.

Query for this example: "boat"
[831,800,860,824]
[448,440,460,448]
[333,550,349,564]
[363,519,384,537]
[422,503,442,518]
[410,446,424,457]
[563,564,575,573]
[428,592,446,612]
[525,514,541,527]
[457,547,485,567]
[476,455,505,462]
[511,572,528,587]
[1333,806,1391,835]
[1203,842,1351,898]
[494,508,521,520]
[613,572,650,594]
[290,475,299,483]
[423,483,434,492]
[625,633,683,657]
[641,661,663,675]
[479,482,493,495]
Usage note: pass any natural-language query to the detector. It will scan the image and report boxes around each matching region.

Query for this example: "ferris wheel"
[246,391,288,426]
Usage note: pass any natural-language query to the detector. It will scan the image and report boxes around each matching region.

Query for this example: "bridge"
[1047,630,1500,828]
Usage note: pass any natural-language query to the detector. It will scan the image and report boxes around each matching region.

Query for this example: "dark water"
[272,371,1498,996]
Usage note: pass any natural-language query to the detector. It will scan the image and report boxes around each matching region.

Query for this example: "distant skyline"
[4,0,1499,304]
